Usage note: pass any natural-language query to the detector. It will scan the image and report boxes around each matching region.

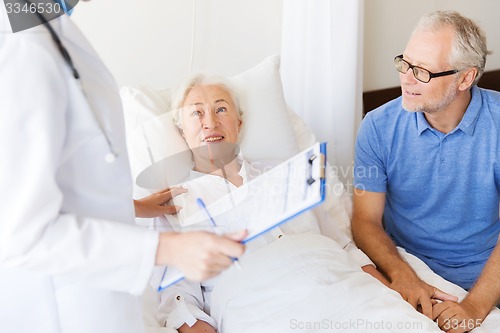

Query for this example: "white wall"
[73,0,500,92]
[72,0,282,89]
[363,0,500,91]
[70,0,500,185]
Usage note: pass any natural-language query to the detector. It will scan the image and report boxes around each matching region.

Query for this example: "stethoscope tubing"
[23,0,118,162]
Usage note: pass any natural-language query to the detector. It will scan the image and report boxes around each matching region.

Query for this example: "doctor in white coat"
[0,2,246,333]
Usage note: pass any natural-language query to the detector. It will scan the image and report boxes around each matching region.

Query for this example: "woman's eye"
[191,110,202,116]
[216,107,227,113]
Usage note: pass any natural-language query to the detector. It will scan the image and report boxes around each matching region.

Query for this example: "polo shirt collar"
[415,85,482,136]
[457,85,481,136]
[416,112,431,135]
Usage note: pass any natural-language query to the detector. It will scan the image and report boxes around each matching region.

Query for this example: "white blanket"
[144,234,500,332]
[210,234,442,333]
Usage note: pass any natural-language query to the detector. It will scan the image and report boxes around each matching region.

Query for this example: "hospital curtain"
[280,0,364,189]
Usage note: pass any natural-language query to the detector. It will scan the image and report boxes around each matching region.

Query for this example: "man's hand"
[431,239,500,332]
[351,189,458,317]
[433,299,484,333]
[156,230,247,281]
[134,187,187,218]
[390,272,458,319]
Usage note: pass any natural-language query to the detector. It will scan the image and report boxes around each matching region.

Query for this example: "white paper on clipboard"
[158,142,327,291]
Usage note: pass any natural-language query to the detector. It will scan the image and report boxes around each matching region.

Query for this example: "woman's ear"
[458,67,478,91]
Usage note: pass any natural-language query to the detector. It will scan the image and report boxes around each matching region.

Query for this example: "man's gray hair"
[413,10,489,85]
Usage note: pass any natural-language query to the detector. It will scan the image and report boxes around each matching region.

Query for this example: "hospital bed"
[120,55,500,333]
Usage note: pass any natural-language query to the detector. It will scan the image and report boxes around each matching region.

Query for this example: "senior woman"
[154,74,443,333]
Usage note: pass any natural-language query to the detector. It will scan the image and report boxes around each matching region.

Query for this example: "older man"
[352,10,500,332]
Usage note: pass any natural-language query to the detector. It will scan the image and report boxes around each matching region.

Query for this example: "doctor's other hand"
[155,230,247,281]
[134,187,187,218]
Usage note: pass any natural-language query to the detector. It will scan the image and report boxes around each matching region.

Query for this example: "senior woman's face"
[181,84,242,151]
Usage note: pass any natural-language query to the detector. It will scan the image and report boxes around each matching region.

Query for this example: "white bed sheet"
[142,237,500,333]
[209,234,441,333]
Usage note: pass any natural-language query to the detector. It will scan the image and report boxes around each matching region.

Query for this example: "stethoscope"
[29,1,119,163]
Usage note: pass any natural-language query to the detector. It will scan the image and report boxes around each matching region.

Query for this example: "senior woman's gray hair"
[170,73,244,130]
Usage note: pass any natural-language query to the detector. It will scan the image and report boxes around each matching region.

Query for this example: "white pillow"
[120,55,353,235]
[121,86,192,190]
[120,54,299,189]
[230,55,298,162]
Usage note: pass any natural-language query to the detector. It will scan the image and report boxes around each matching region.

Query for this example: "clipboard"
[158,142,327,291]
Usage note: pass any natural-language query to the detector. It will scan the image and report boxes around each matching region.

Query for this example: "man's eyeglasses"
[394,55,459,83]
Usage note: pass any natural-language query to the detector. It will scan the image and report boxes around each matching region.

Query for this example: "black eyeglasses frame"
[394,54,459,83]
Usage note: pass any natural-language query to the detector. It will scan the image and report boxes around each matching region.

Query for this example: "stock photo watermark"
[248,160,379,197]
[289,317,499,331]
[289,318,428,331]
[3,0,79,32]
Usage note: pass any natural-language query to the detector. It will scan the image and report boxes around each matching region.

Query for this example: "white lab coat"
[0,8,159,333]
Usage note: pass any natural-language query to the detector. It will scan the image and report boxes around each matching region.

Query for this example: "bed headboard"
[363,69,500,115]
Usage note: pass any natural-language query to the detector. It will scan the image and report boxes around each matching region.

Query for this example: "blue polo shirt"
[354,86,500,290]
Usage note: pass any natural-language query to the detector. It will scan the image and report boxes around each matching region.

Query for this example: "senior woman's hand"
[178,320,216,333]
[134,187,187,218]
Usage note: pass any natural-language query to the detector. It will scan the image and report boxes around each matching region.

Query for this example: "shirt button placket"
[439,137,447,167]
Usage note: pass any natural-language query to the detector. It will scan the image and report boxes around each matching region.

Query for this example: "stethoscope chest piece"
[105,153,117,164]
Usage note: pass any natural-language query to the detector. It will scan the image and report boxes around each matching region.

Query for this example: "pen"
[196,197,242,271]
[196,198,217,227]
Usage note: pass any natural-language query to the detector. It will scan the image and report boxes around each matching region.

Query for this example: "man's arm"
[351,189,456,318]
[433,240,500,333]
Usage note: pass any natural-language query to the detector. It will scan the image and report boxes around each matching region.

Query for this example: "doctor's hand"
[155,230,247,281]
[134,187,187,218]
[390,270,458,319]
